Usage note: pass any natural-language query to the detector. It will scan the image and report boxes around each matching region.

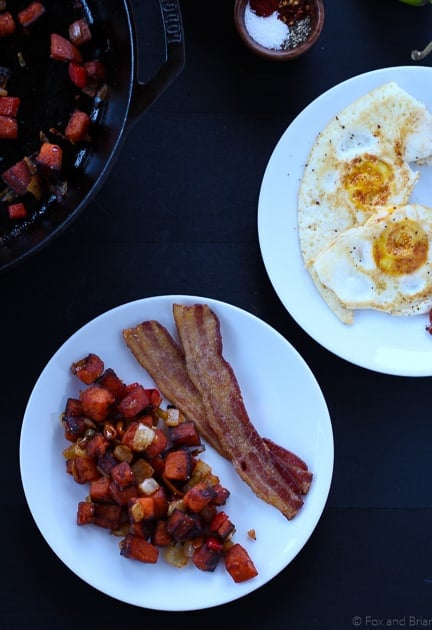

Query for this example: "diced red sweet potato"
[209,510,235,540]
[2,159,31,195]
[0,115,18,139]
[0,96,20,117]
[62,414,87,442]
[89,476,112,503]
[17,2,46,27]
[116,383,150,418]
[79,385,115,422]
[109,480,138,506]
[164,448,192,481]
[77,500,95,525]
[64,109,91,143]
[84,59,107,83]
[145,427,168,458]
[166,509,204,542]
[210,483,230,506]
[150,486,169,519]
[224,543,258,583]
[169,420,202,447]
[96,368,127,400]
[111,460,135,489]
[183,482,217,513]
[85,432,110,459]
[151,519,172,547]
[50,33,82,63]
[93,503,122,529]
[8,202,27,219]
[36,141,63,174]
[0,12,16,38]
[68,61,87,89]
[71,353,104,384]
[71,455,100,483]
[68,18,92,46]
[120,534,159,564]
[128,497,155,523]
[192,541,221,572]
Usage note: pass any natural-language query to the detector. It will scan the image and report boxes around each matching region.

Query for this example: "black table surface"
[3,0,432,628]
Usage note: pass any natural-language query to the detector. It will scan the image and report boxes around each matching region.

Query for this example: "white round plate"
[19,295,333,611]
[258,65,432,376]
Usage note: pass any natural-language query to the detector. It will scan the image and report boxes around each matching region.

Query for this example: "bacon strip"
[123,306,312,518]
[172,303,304,520]
[122,320,224,456]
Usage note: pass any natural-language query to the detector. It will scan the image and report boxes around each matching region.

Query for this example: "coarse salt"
[244,2,290,50]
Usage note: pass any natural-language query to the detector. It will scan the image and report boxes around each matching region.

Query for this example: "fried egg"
[298,83,432,264]
[311,204,432,316]
[297,82,432,322]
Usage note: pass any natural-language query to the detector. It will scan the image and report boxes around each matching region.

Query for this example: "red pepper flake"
[250,0,279,17]
[278,0,312,26]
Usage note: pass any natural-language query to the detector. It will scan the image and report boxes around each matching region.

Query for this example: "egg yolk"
[342,154,395,208]
[373,218,428,275]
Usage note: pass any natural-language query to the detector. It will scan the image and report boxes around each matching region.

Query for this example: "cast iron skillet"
[0,0,184,272]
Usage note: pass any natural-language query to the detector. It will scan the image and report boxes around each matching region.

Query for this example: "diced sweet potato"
[209,510,235,540]
[93,503,123,529]
[210,483,230,506]
[85,432,109,459]
[0,96,20,117]
[71,455,100,483]
[109,480,138,506]
[68,18,92,46]
[84,59,107,83]
[183,482,217,513]
[36,142,63,174]
[145,427,168,458]
[89,476,112,503]
[111,460,135,489]
[151,519,172,547]
[96,368,127,400]
[79,385,115,422]
[62,414,86,442]
[166,508,203,542]
[96,450,118,476]
[8,202,27,219]
[50,33,82,63]
[17,2,46,27]
[64,397,83,417]
[77,500,95,525]
[128,497,155,523]
[2,159,31,195]
[164,448,192,481]
[0,12,16,38]
[0,115,18,139]
[224,543,258,583]
[64,109,91,144]
[71,353,104,384]
[116,383,150,418]
[169,420,202,447]
[192,542,221,572]
[120,534,159,564]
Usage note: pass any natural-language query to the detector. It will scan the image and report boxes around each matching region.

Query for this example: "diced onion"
[132,423,155,451]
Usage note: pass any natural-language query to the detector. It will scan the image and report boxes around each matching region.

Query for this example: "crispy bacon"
[122,320,224,454]
[172,303,303,520]
[123,309,313,517]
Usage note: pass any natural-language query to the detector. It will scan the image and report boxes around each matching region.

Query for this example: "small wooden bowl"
[234,0,325,61]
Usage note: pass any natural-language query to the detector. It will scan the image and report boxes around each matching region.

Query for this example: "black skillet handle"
[127,0,185,124]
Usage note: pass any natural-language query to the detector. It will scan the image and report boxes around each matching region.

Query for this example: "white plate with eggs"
[258,65,432,376]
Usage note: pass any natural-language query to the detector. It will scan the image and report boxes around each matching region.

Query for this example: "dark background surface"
[3,0,432,628]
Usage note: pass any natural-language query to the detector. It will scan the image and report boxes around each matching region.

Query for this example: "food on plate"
[123,303,312,520]
[298,81,432,323]
[62,352,258,582]
[0,2,108,240]
[311,204,432,315]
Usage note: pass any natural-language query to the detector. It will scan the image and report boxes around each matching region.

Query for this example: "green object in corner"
[399,0,431,6]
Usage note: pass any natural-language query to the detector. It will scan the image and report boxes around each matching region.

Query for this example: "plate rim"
[19,294,334,610]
